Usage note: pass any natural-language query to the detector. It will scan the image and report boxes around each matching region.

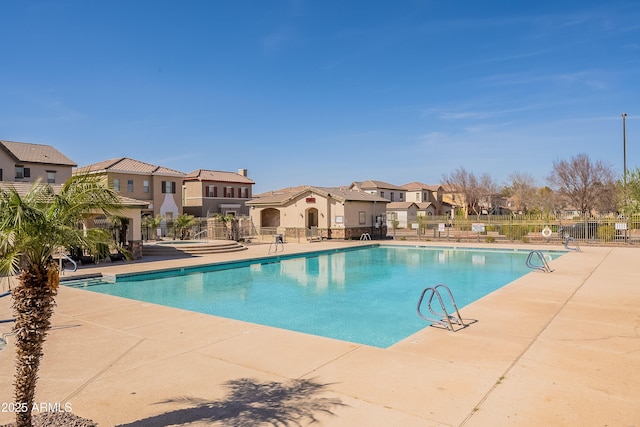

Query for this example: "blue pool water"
[65,246,563,348]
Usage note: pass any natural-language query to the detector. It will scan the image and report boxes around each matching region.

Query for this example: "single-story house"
[246,186,389,240]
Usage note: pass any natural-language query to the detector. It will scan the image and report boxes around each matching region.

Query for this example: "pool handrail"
[58,253,77,273]
[417,284,466,332]
[526,250,553,273]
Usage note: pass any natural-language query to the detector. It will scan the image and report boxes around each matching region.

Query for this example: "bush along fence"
[396,214,640,245]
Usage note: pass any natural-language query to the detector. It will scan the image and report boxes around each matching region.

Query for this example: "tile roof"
[352,180,406,191]
[183,169,255,184]
[0,181,64,195]
[416,202,435,209]
[401,181,443,191]
[247,185,388,205]
[75,157,184,176]
[386,201,419,209]
[0,181,147,207]
[0,140,76,166]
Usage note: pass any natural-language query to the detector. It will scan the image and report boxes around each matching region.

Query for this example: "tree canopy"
[547,153,617,216]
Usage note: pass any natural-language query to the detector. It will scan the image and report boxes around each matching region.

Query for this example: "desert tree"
[504,172,538,214]
[443,167,500,218]
[547,153,617,217]
[0,174,122,427]
[620,167,640,214]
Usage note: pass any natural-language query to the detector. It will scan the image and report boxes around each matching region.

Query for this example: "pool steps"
[142,241,248,257]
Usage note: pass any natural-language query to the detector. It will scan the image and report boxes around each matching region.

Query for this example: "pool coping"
[60,244,569,349]
[1,240,638,426]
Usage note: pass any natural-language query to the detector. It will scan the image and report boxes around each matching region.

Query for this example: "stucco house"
[350,180,407,202]
[386,202,419,229]
[75,157,185,221]
[182,168,255,217]
[402,182,453,216]
[0,139,76,184]
[246,186,389,240]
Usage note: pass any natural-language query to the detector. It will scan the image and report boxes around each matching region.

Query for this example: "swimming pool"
[65,245,563,348]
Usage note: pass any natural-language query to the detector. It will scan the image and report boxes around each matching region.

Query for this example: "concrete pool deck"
[0,241,638,426]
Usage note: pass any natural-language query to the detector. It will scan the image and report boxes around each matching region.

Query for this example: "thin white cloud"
[262,27,295,54]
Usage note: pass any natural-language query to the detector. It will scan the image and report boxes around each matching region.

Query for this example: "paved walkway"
[0,241,638,426]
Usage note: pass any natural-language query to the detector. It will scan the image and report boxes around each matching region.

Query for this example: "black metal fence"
[134,214,640,245]
[396,214,640,245]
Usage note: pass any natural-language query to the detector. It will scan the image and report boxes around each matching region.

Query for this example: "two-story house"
[350,180,407,202]
[75,157,185,221]
[182,168,255,217]
[0,139,76,184]
[401,182,452,216]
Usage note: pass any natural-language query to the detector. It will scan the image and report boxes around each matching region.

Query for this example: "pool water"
[66,246,563,348]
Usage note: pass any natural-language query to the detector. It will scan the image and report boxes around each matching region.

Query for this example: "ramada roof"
[0,181,148,208]
[0,139,76,166]
[184,169,254,184]
[75,157,184,177]
[247,186,388,206]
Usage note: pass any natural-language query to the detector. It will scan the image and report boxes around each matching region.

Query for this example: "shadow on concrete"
[116,377,347,427]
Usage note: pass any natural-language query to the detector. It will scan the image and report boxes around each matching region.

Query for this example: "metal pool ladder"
[417,284,466,331]
[526,250,553,273]
[268,234,284,254]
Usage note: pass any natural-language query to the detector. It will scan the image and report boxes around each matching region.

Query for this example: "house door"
[307,208,318,229]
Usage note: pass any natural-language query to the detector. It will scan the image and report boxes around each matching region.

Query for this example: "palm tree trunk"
[11,264,57,427]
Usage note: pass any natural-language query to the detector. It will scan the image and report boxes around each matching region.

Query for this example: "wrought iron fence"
[402,214,640,245]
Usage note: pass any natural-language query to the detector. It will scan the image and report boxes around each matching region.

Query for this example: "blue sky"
[1,1,638,193]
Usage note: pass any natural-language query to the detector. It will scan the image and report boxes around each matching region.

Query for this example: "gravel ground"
[0,412,98,426]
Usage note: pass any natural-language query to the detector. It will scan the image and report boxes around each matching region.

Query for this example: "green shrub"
[598,225,615,242]
[503,224,530,240]
[485,236,496,243]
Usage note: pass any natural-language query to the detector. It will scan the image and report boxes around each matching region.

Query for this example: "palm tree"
[174,213,196,240]
[0,174,122,427]
[142,214,164,240]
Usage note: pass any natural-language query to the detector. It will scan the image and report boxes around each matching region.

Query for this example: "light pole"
[623,112,627,189]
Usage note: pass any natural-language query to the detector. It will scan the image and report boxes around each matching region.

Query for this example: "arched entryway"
[306,208,318,229]
[260,208,281,227]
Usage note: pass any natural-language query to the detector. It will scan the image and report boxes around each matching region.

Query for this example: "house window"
[399,193,403,201]
[46,171,56,183]
[127,179,134,192]
[15,166,30,179]
[390,193,395,202]
[113,179,120,191]
[162,181,176,194]
[359,211,366,225]
[224,186,234,197]
[380,191,384,198]
[240,187,249,198]
[0,169,3,181]
[206,185,217,197]
[143,180,149,193]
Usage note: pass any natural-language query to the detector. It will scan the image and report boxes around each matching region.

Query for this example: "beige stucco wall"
[250,191,387,237]
[183,181,202,207]
[183,180,253,217]
[0,152,73,184]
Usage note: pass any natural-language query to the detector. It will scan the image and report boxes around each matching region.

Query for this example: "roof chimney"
[238,168,248,177]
